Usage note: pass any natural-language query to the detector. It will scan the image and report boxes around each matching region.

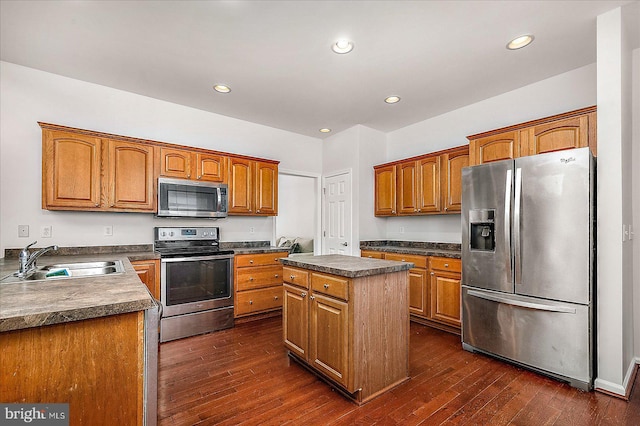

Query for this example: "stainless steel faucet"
[18,241,58,277]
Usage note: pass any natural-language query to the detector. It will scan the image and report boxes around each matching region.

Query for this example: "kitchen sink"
[1,260,125,283]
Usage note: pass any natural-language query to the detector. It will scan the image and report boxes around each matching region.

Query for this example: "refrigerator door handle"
[467,289,577,314]
[514,167,522,286]
[504,169,513,280]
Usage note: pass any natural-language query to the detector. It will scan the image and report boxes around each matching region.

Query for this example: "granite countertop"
[280,254,414,278]
[0,253,155,333]
[360,240,462,259]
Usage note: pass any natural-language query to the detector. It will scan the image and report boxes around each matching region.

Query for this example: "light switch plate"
[41,225,52,238]
[104,225,113,236]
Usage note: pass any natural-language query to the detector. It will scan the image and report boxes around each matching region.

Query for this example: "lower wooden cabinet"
[361,250,462,333]
[234,251,288,318]
[131,259,160,300]
[283,266,409,404]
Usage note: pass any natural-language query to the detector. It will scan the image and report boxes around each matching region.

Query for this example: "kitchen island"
[280,254,413,405]
[0,252,158,426]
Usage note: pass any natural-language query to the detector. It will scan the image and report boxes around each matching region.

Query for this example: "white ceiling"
[0,1,636,139]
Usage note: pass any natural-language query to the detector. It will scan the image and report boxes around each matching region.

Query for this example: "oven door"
[160,254,234,317]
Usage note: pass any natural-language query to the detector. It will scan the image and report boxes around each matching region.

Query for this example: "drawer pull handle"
[249,300,253,305]
[323,284,329,289]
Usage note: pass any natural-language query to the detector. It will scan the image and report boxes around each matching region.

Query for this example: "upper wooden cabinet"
[42,129,155,212]
[468,106,596,166]
[441,146,470,213]
[374,165,397,216]
[42,130,102,209]
[374,145,467,217]
[228,158,278,216]
[159,147,226,182]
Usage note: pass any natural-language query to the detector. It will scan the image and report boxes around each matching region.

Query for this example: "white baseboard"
[594,357,639,398]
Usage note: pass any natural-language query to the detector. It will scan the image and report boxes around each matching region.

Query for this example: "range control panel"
[154,227,219,241]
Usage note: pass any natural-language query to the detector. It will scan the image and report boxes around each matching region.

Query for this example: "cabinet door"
[195,153,226,182]
[397,161,417,215]
[430,270,461,328]
[469,131,520,166]
[283,284,309,360]
[107,141,155,211]
[441,147,469,213]
[228,157,253,214]
[43,130,102,209]
[374,165,396,216]
[309,292,350,389]
[254,161,278,215]
[417,156,440,213]
[131,259,160,299]
[159,147,192,179]
[408,268,429,318]
[527,115,589,156]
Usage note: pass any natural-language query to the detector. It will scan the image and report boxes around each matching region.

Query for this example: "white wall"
[357,126,387,242]
[382,63,597,243]
[275,173,317,239]
[594,4,638,397]
[633,47,640,363]
[0,61,322,255]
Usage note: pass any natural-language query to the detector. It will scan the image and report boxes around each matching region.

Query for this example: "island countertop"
[279,254,414,278]
[0,253,155,333]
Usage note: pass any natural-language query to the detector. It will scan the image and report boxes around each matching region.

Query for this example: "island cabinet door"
[283,283,309,360]
[309,292,350,390]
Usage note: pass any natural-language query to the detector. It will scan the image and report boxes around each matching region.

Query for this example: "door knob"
[341,242,348,246]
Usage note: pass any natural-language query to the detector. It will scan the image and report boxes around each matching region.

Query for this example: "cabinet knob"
[310,296,315,300]
[445,207,449,211]
[392,210,396,214]
[414,209,418,212]
[95,203,99,207]
[197,175,202,180]
[444,263,449,268]
[257,209,261,213]
[418,209,422,212]
[249,260,254,264]
[249,300,253,305]
[431,272,435,276]
[274,274,279,278]
[249,277,254,281]
[323,283,329,289]
[187,174,191,178]
[274,296,279,300]
[301,292,307,298]
[290,275,295,280]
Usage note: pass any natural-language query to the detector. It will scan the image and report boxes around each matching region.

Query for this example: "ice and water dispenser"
[469,209,495,251]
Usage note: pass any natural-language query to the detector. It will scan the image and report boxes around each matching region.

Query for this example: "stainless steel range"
[154,226,234,342]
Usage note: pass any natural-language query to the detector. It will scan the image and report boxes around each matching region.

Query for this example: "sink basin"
[40,261,123,271]
[0,260,125,283]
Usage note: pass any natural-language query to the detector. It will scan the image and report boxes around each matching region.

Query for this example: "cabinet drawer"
[360,250,384,259]
[236,286,283,316]
[429,257,461,273]
[236,265,283,291]
[283,266,310,289]
[311,273,349,301]
[235,252,288,267]
[384,253,427,269]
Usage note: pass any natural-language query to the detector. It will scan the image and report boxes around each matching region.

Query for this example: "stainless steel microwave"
[157,177,228,218]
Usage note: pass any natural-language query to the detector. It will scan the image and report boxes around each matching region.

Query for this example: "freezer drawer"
[461,286,592,389]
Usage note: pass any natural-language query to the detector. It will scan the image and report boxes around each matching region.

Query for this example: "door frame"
[322,169,353,255]
[274,169,322,255]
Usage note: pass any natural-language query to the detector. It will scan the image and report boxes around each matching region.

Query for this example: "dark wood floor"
[158,316,639,425]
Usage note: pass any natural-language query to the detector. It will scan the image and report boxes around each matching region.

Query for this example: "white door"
[323,171,352,255]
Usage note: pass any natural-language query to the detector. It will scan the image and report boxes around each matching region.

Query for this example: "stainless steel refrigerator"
[461,147,595,390]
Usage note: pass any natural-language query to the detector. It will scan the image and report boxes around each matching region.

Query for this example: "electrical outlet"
[249,227,255,234]
[41,225,52,238]
[104,225,113,236]
[18,225,29,238]
[399,226,405,234]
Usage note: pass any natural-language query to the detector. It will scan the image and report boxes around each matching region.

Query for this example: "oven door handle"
[160,254,235,263]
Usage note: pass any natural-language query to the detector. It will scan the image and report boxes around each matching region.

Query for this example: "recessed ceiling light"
[213,85,231,93]
[319,128,332,133]
[332,39,354,54]
[384,96,401,104]
[507,35,534,50]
